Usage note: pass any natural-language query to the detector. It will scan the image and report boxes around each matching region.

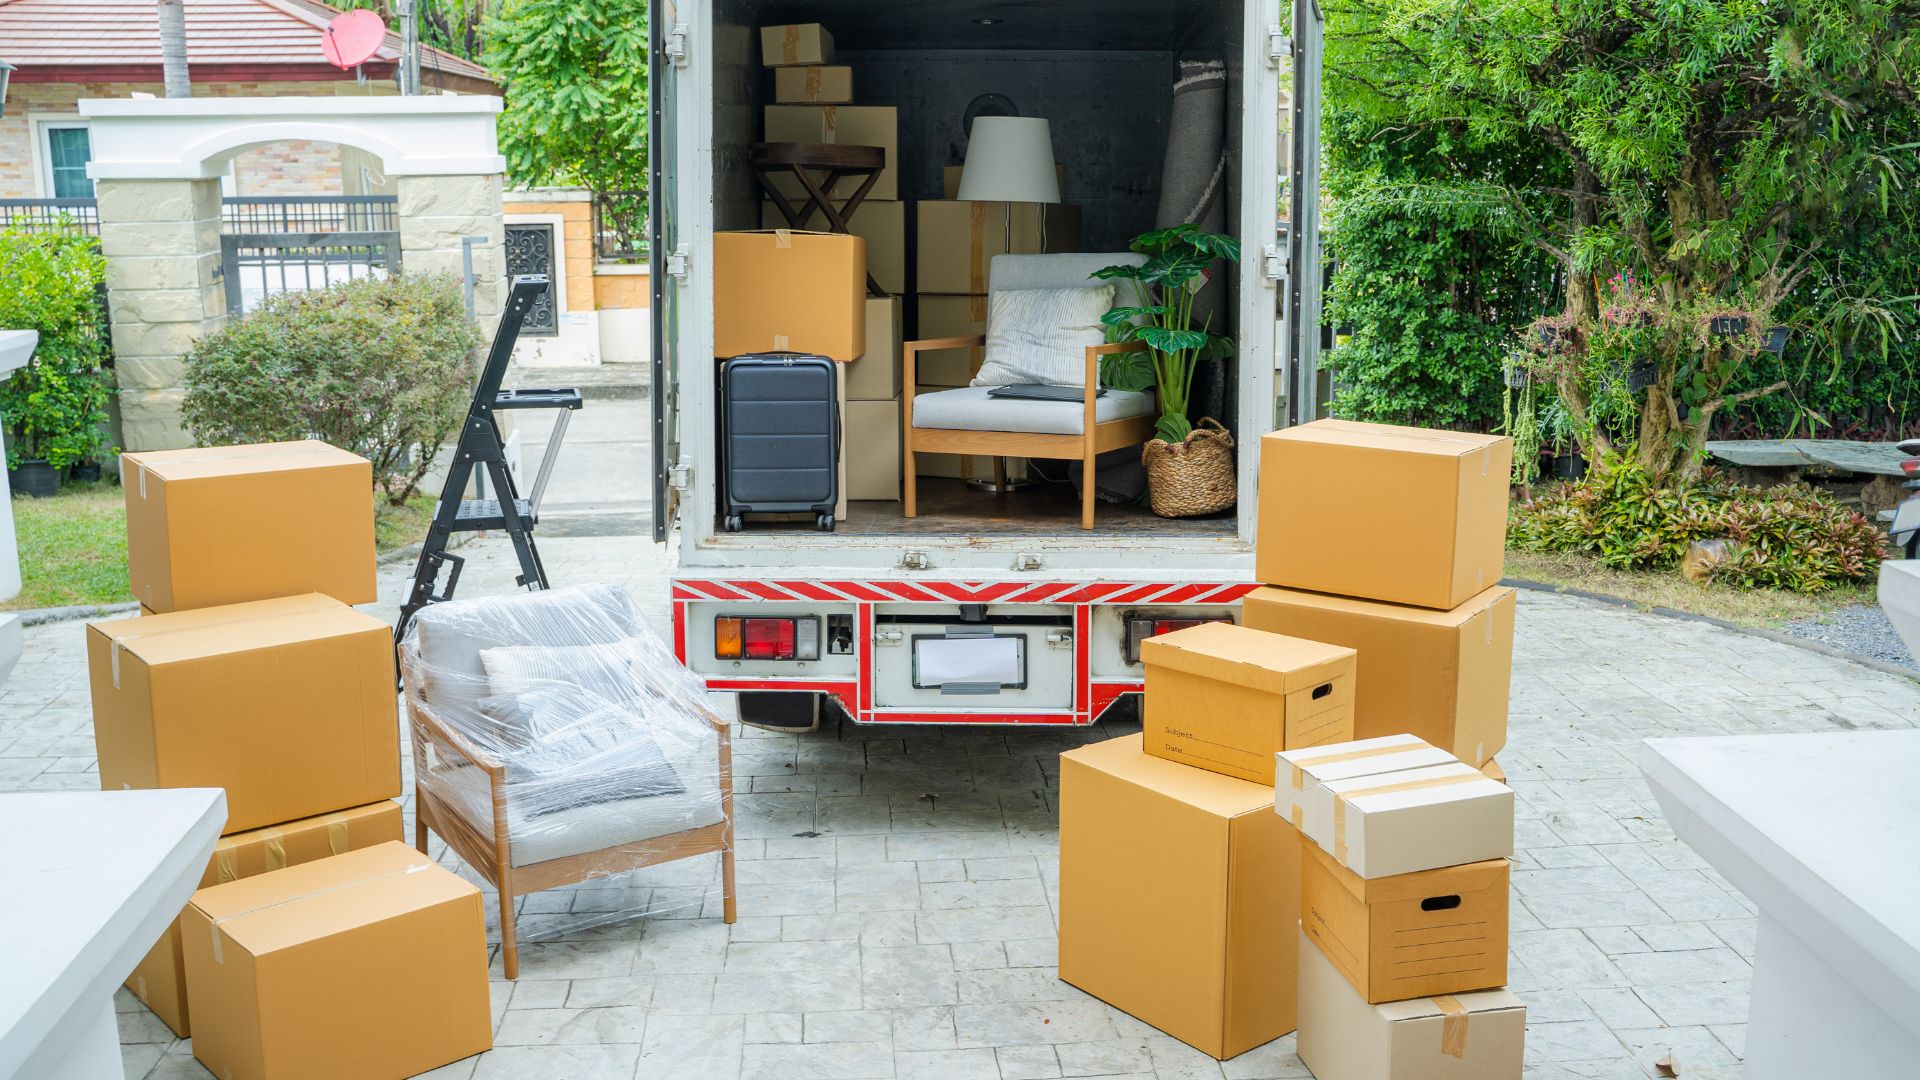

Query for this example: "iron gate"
[503,223,558,334]
[221,195,400,315]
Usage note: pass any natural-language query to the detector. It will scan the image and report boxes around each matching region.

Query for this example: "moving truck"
[651,0,1326,727]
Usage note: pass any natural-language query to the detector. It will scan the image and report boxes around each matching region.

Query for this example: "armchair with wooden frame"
[399,585,736,981]
[902,253,1156,530]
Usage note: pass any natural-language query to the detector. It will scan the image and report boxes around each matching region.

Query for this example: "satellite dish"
[321,10,387,70]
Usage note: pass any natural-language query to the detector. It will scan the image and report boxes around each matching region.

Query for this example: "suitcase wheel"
[725,515,744,533]
[816,514,835,532]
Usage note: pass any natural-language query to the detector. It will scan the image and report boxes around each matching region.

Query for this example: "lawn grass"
[1506,547,1876,628]
[4,483,438,612]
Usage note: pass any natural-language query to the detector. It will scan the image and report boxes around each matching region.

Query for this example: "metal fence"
[0,198,102,236]
[592,189,649,263]
[220,195,401,316]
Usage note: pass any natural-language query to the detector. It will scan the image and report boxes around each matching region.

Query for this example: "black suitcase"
[720,353,839,532]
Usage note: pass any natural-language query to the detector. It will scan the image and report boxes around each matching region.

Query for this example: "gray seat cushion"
[912,385,1155,436]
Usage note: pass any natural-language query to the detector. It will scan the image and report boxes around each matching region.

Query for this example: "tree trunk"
[157,0,192,99]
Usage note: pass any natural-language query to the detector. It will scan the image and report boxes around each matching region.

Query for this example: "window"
[42,124,93,198]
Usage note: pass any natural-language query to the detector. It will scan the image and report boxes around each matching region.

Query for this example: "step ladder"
[394,275,584,645]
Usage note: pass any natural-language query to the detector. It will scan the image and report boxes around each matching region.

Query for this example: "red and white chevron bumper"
[672,577,1257,725]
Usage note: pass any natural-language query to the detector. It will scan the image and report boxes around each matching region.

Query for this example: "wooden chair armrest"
[1083,340,1152,435]
[1086,340,1150,358]
[904,333,988,352]
[407,697,508,777]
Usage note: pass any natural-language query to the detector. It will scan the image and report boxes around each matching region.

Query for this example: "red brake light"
[1902,458,1920,476]
[1152,618,1208,636]
[1124,613,1233,664]
[716,616,821,661]
[743,619,796,659]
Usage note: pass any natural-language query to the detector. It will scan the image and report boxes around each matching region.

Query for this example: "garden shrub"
[1509,456,1885,592]
[182,274,482,504]
[0,229,114,469]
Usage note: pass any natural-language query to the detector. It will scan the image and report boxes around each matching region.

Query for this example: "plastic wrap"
[399,584,731,941]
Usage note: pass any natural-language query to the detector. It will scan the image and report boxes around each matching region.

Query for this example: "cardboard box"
[916,200,1082,294]
[182,842,491,1080]
[761,23,834,66]
[122,441,376,613]
[1060,734,1299,1059]
[1277,734,1457,833]
[714,230,867,361]
[1301,841,1510,1003]
[775,64,854,103]
[846,296,903,400]
[1314,762,1514,879]
[942,164,1067,200]
[1480,758,1505,783]
[1141,622,1355,785]
[913,294,987,384]
[1242,585,1515,766]
[762,199,905,295]
[87,594,401,835]
[1256,420,1512,609]
[846,398,902,501]
[1297,929,1525,1080]
[127,800,403,1036]
[764,105,898,200]
[912,451,1024,482]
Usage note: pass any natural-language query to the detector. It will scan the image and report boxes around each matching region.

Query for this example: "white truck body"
[651,0,1324,725]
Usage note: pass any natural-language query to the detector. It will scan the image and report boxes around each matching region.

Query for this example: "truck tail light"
[715,616,821,661]
[1124,614,1233,665]
[1902,457,1919,477]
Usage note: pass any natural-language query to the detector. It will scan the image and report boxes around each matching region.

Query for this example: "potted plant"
[1094,224,1241,517]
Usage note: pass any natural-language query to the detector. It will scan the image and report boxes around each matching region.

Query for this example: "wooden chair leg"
[1081,446,1097,530]
[721,844,738,924]
[904,445,918,518]
[498,878,520,981]
[993,457,1007,490]
[413,806,428,855]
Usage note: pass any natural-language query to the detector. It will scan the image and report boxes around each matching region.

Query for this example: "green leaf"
[1141,249,1211,289]
[1101,305,1169,327]
[1136,326,1210,354]
[1130,224,1200,254]
[1187,232,1242,263]
[1091,263,1147,281]
[1155,413,1194,443]
[1101,351,1156,392]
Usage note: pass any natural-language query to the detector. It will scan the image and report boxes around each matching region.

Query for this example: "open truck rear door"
[1283,0,1325,425]
[649,2,686,542]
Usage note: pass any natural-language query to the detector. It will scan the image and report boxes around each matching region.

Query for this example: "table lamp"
[957,116,1061,254]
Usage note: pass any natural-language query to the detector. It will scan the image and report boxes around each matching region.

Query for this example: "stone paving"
[5,532,1919,1080]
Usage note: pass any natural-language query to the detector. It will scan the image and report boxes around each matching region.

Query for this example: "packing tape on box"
[823,105,840,135]
[805,68,823,100]
[1288,740,1430,793]
[262,828,286,871]
[1434,995,1470,1058]
[207,863,432,964]
[782,24,800,63]
[327,814,351,855]
[773,334,791,350]
[215,844,239,883]
[773,229,793,248]
[1332,772,1485,864]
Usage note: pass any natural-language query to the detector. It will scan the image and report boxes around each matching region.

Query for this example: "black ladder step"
[452,498,537,530]
[493,387,585,410]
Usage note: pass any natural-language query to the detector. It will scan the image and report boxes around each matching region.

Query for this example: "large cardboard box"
[847,296,904,400]
[762,199,905,295]
[846,398,902,501]
[1278,734,1457,833]
[1297,930,1525,1080]
[1060,734,1299,1059]
[714,230,867,361]
[764,105,898,200]
[127,800,403,1036]
[775,64,853,103]
[1256,420,1512,610]
[122,441,376,613]
[1302,841,1510,1004]
[916,200,1083,294]
[914,294,987,384]
[1141,622,1355,785]
[760,23,834,66]
[87,594,401,835]
[1242,585,1515,767]
[1313,762,1514,879]
[182,842,492,1080]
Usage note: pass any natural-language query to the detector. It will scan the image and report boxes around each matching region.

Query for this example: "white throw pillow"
[971,284,1116,388]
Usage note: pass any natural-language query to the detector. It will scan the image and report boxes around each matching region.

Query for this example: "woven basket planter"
[1141,418,1236,517]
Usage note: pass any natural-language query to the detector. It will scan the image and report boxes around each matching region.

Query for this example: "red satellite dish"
[320,9,387,70]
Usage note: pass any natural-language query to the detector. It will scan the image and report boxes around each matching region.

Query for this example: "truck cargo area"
[703,0,1257,547]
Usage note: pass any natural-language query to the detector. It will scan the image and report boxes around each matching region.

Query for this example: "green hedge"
[0,229,114,469]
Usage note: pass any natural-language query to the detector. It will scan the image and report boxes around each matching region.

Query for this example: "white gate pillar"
[397,174,508,326]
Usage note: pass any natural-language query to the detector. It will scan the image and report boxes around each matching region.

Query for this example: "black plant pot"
[69,461,102,483]
[1537,326,1560,348]
[1708,315,1749,338]
[1504,366,1529,390]
[1762,326,1790,356]
[1551,454,1587,481]
[1627,361,1658,393]
[9,459,61,499]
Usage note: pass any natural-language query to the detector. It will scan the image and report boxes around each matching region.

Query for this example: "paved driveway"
[5,526,1917,1080]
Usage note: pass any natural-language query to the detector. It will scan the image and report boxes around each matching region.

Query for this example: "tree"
[156,0,191,98]
[1326,0,1918,480]
[484,0,649,200]
[335,1,494,64]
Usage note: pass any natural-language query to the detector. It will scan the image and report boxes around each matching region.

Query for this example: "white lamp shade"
[957,117,1060,204]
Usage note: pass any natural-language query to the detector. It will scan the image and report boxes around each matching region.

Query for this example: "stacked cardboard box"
[1059,622,1358,1059]
[1279,735,1525,1078]
[92,442,490,1074]
[756,23,905,501]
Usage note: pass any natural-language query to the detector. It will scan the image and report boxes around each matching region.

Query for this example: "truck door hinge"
[665,244,691,280]
[874,627,905,646]
[1263,243,1287,282]
[666,24,691,67]
[1012,553,1043,572]
[667,460,693,492]
[1266,26,1292,66]
[900,551,931,571]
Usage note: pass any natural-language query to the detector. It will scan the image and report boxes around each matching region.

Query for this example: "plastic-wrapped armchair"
[398,584,735,979]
